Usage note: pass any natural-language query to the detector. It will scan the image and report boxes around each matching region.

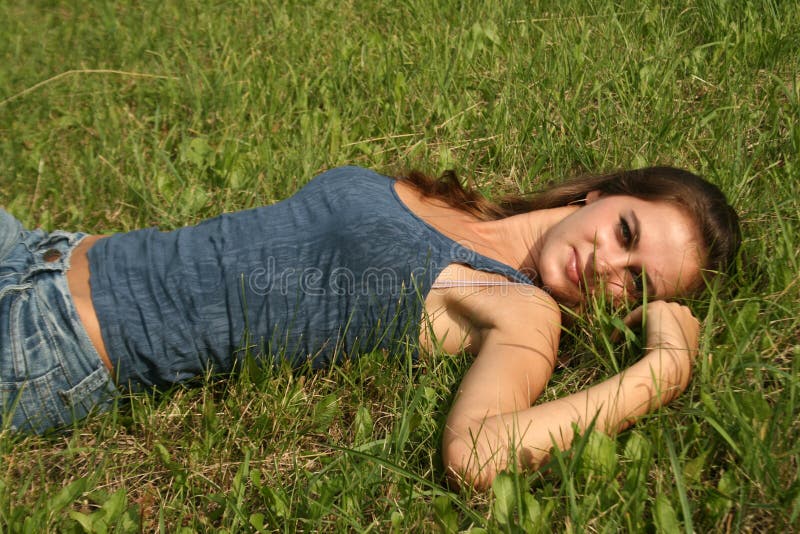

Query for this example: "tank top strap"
[388,180,536,287]
[444,238,536,285]
[430,279,528,289]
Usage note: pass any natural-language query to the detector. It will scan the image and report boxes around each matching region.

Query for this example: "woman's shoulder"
[429,264,561,343]
[424,277,560,355]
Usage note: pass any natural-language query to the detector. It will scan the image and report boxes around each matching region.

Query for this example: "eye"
[619,216,634,248]
[629,268,645,295]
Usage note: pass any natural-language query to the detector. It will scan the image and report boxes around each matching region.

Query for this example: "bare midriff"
[66,236,114,375]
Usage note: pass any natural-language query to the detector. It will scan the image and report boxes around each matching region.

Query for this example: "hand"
[622,301,700,356]
[620,301,700,393]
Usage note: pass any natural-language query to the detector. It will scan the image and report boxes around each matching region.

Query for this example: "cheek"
[677,265,704,296]
[657,259,702,298]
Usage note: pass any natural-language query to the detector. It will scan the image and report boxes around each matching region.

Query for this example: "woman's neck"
[393,179,578,278]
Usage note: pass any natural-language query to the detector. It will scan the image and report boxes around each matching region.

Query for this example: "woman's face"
[537,194,703,307]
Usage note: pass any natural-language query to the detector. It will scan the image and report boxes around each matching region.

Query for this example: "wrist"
[643,347,693,396]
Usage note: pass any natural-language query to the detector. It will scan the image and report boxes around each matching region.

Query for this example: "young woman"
[0,165,739,489]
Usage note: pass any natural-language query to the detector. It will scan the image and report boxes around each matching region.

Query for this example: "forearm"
[444,346,692,488]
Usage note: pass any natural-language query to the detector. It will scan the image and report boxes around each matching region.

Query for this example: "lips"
[567,247,580,287]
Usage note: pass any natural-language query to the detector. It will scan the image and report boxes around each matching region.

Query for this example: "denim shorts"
[0,209,118,434]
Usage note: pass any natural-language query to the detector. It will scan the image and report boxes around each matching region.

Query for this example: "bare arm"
[442,299,699,490]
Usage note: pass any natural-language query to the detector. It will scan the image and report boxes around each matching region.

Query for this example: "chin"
[541,281,580,308]
[556,294,582,309]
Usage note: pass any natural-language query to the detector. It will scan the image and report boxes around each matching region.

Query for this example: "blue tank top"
[88,166,534,389]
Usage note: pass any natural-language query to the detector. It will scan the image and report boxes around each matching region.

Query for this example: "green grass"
[1,0,798,530]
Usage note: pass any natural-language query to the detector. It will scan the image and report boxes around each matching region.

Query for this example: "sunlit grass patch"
[1,0,799,530]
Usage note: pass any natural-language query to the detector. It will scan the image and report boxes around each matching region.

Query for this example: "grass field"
[1,0,798,531]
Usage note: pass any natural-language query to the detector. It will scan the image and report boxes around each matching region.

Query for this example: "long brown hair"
[397,167,741,275]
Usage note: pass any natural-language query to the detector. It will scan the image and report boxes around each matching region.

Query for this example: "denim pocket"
[58,365,116,414]
[0,366,67,433]
[10,288,58,378]
[1,286,69,432]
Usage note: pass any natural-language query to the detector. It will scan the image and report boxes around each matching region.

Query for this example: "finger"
[623,305,645,328]
[610,305,645,343]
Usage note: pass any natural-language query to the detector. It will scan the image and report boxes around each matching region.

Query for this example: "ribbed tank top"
[87,166,534,389]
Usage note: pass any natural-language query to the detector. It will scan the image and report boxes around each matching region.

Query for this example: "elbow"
[442,427,499,492]
[442,422,550,492]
